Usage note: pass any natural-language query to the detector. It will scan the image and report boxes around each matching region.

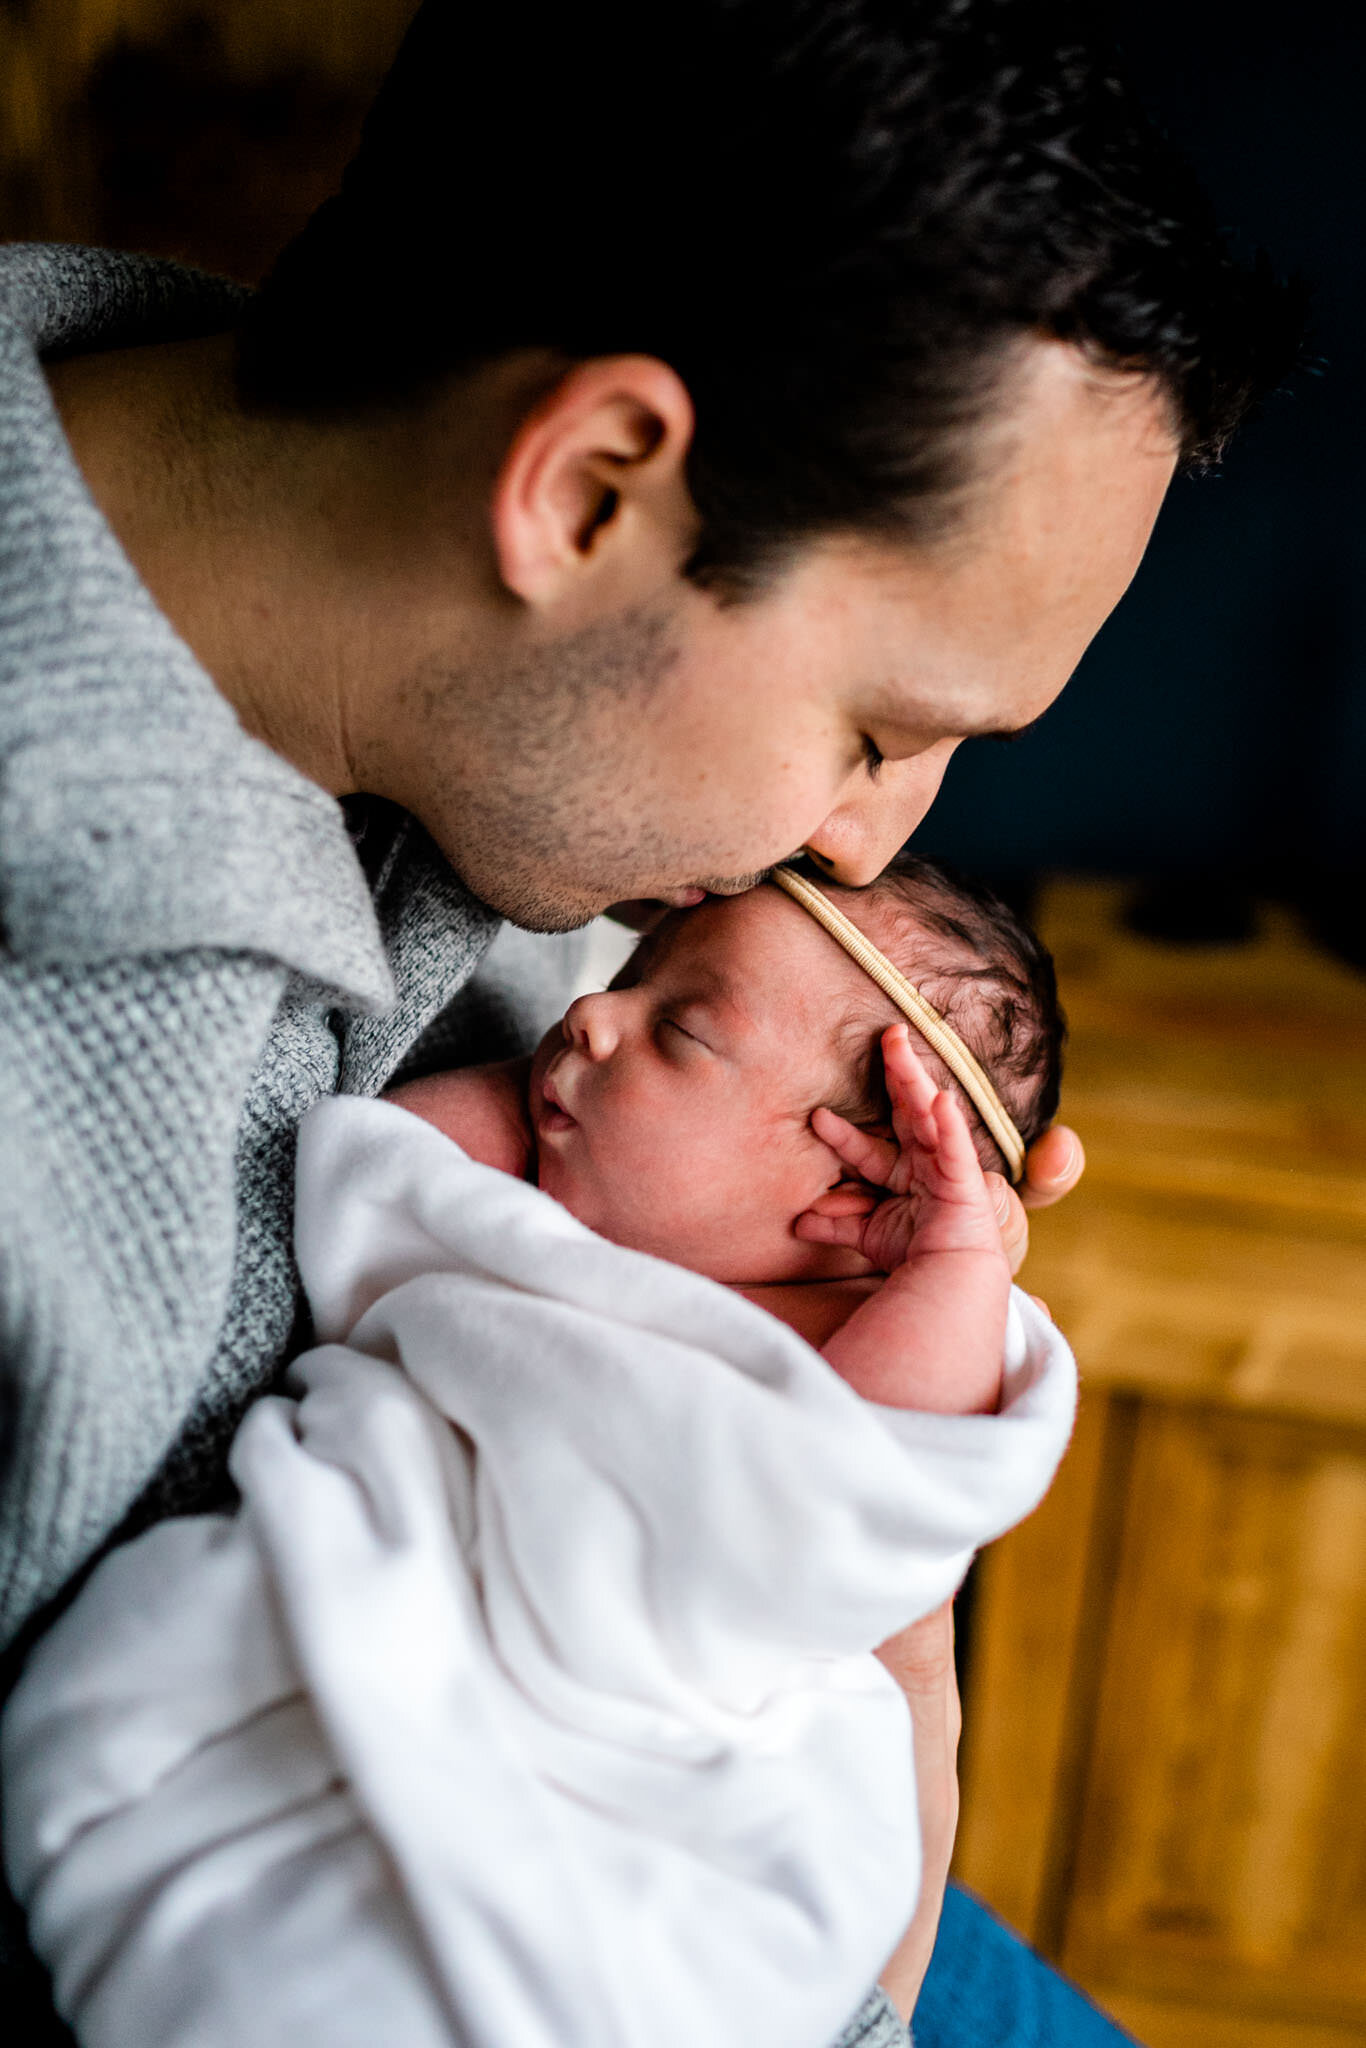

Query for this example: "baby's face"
[528,886,889,1283]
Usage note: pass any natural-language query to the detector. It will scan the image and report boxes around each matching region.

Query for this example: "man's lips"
[610,880,764,924]
[664,878,772,905]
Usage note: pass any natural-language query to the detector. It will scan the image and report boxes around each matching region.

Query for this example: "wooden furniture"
[955,878,1366,2048]
[0,0,413,266]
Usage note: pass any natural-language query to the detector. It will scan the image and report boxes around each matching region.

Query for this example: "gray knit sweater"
[0,243,907,2048]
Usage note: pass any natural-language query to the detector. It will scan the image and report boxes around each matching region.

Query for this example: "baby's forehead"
[637,889,931,1060]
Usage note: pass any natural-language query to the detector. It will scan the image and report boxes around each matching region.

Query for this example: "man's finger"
[986,1174,1030,1274]
[1020,1123,1085,1211]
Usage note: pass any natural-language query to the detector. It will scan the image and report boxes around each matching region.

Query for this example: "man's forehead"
[801,349,1176,735]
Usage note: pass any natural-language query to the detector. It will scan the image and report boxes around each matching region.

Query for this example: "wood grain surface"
[957,880,1366,2046]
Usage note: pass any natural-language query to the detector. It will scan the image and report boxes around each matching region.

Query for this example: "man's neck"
[43,333,535,802]
[46,332,364,791]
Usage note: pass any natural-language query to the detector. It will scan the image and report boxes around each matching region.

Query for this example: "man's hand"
[986,1121,1084,1274]
[874,1602,962,2023]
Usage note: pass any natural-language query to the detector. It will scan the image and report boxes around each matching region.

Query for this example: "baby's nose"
[564,992,621,1060]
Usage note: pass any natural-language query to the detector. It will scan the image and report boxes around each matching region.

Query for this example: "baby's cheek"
[605,1133,746,1260]
[663,1157,791,1273]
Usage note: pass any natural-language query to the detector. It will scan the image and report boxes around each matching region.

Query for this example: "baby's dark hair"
[821,855,1065,1176]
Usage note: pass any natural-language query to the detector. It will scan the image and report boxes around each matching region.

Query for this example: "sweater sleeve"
[0,948,289,1647]
[831,1987,911,2047]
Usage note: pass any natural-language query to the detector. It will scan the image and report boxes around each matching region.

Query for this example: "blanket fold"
[3,1097,1076,2048]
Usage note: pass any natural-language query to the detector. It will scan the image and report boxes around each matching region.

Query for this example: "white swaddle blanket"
[4,1097,1077,2048]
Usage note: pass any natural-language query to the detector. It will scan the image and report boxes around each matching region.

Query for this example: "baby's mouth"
[539,1065,577,1134]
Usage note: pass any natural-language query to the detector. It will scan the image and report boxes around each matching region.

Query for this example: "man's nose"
[563,992,623,1060]
[803,740,961,886]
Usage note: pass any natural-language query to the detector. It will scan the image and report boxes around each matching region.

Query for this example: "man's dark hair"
[237,0,1303,594]
[826,854,1066,1175]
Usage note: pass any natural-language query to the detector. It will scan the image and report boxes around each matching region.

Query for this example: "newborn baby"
[3,858,1073,2048]
[389,853,1065,1414]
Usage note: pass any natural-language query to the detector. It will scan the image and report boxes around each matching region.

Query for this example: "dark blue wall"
[920,6,1366,889]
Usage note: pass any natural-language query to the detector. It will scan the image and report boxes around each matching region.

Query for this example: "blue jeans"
[913,1886,1140,2047]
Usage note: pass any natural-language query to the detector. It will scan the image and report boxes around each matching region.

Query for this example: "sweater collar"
[0,245,405,1013]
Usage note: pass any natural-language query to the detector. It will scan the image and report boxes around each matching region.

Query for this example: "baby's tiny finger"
[812,1106,899,1187]
[793,1211,864,1248]
[882,1025,936,1133]
[812,1187,879,1217]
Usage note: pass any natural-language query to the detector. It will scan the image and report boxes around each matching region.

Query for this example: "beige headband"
[771,865,1027,1184]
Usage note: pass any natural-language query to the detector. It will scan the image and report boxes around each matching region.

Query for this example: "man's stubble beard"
[396,604,766,930]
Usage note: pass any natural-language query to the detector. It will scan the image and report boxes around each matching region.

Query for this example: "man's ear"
[490,356,697,608]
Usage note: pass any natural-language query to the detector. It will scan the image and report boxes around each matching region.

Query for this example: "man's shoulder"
[0,246,504,1030]
[0,247,398,1010]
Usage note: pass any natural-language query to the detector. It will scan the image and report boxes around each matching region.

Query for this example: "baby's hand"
[797,1024,1008,1277]
[802,1025,1012,1415]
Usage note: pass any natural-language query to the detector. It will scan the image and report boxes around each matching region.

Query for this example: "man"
[0,1,1297,2040]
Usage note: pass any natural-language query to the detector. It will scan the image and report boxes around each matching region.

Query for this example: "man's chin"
[471,876,706,935]
[436,837,764,932]
[496,903,601,935]
[458,871,604,933]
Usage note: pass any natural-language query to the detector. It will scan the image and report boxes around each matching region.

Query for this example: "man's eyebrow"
[970,709,1052,744]
[864,692,1051,748]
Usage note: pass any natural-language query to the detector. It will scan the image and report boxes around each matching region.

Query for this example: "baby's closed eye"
[658,1012,709,1052]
